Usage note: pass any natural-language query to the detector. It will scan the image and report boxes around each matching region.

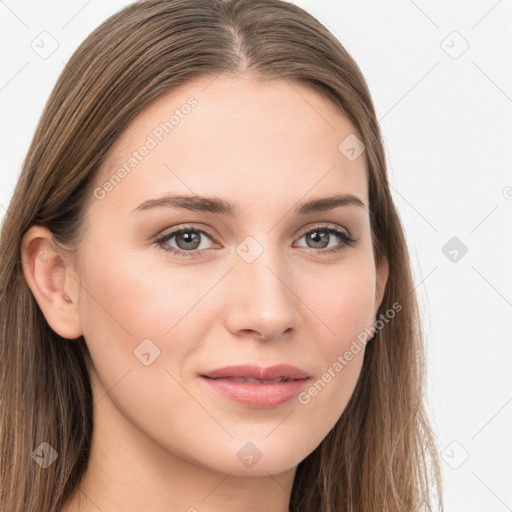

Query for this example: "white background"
[1,1,511,510]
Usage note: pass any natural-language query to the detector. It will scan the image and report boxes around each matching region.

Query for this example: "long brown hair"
[0,0,443,510]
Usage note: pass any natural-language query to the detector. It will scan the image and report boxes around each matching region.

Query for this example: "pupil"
[309,230,328,249]
[178,231,200,250]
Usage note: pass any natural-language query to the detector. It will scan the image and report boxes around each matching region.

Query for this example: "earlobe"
[21,226,83,339]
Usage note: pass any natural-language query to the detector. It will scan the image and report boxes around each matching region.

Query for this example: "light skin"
[22,73,388,512]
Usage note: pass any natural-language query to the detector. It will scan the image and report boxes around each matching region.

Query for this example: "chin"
[191,436,313,477]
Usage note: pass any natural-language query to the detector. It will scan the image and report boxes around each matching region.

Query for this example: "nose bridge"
[225,233,299,339]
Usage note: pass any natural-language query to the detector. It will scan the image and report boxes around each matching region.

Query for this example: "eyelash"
[154,223,357,259]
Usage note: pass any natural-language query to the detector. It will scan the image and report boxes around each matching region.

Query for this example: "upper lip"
[200,364,310,381]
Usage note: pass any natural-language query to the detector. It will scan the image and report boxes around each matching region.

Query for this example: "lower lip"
[199,376,309,408]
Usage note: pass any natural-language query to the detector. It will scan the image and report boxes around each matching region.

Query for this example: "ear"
[375,256,389,314]
[21,225,83,339]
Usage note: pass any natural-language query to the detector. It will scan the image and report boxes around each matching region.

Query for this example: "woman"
[0,0,443,510]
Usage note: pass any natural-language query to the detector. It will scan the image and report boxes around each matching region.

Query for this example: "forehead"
[91,73,368,215]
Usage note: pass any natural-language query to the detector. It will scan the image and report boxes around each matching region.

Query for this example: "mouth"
[203,376,299,384]
[198,364,311,408]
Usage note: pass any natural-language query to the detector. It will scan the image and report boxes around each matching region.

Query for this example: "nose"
[223,243,300,341]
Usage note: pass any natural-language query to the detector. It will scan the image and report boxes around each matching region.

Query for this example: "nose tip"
[224,256,299,341]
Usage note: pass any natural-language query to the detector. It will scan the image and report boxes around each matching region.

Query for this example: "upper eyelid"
[156,224,216,242]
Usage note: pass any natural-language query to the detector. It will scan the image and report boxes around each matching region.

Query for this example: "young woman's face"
[74,74,387,477]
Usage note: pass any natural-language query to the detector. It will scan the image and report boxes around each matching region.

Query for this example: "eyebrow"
[130,193,366,216]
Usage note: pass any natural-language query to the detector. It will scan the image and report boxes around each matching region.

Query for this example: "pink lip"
[199,365,311,408]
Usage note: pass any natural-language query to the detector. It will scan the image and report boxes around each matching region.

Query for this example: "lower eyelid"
[295,229,354,249]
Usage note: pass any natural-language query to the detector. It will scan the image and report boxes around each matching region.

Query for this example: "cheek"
[297,258,376,427]
[313,257,377,348]
[76,242,218,391]
[76,245,168,387]
[79,241,201,339]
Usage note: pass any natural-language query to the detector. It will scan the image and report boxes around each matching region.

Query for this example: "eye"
[154,223,356,259]
[155,226,215,258]
[294,224,356,255]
